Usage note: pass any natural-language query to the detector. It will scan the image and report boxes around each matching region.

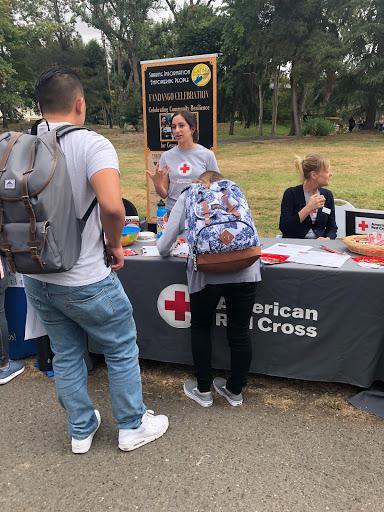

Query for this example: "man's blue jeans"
[24,273,146,440]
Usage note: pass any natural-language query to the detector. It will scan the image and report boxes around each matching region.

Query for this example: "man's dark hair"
[35,66,84,115]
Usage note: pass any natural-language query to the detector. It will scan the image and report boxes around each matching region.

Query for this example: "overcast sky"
[76,1,223,43]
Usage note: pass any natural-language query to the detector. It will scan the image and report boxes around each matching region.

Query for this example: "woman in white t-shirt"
[147,110,219,212]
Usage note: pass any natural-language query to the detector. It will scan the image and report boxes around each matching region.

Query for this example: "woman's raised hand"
[146,163,169,198]
[307,193,326,211]
[146,163,169,185]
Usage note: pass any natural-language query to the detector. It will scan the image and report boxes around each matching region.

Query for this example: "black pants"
[189,282,257,395]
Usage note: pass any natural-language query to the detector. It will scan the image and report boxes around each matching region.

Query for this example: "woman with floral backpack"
[157,171,261,407]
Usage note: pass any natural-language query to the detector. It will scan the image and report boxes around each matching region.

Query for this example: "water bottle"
[35,335,54,373]
[156,199,168,238]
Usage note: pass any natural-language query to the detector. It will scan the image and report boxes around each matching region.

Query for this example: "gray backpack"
[0,124,97,274]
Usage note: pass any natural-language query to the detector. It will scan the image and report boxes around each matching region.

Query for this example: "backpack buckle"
[1,246,16,272]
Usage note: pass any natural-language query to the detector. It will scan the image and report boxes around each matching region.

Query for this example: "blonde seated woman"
[279,154,338,239]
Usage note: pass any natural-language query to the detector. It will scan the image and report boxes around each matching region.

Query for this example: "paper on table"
[141,246,160,257]
[263,243,313,256]
[356,261,384,270]
[287,251,350,268]
[171,242,189,258]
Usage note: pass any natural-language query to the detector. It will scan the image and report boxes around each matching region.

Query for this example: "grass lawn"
[3,122,383,237]
[98,127,384,237]
[217,121,289,140]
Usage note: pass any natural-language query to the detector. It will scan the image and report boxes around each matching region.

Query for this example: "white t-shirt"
[159,144,219,210]
[28,122,119,286]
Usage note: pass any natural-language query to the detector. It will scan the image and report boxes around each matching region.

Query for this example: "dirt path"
[2,360,383,512]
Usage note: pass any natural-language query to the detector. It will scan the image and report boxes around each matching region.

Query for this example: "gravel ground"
[1,359,384,512]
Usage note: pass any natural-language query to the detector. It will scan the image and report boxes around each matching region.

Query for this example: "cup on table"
[125,216,140,228]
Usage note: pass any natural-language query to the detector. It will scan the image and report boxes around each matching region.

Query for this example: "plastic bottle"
[35,335,54,373]
[156,199,168,238]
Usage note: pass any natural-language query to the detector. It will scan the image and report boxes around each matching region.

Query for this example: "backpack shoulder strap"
[0,132,23,172]
[82,197,97,223]
[30,118,50,135]
[55,125,90,138]
[180,186,191,196]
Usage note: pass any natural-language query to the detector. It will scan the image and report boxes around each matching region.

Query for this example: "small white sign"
[355,217,384,234]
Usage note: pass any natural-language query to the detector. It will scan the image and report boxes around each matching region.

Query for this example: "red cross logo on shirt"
[157,284,191,328]
[358,220,369,232]
[178,162,192,176]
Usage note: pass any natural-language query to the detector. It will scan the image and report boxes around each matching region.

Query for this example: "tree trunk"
[365,94,377,129]
[116,43,125,129]
[229,110,235,135]
[130,53,140,87]
[324,70,336,104]
[298,83,306,133]
[258,83,264,136]
[290,74,301,136]
[271,68,280,136]
[102,33,113,128]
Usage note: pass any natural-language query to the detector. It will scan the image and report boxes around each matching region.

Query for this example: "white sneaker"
[118,410,169,452]
[71,410,101,454]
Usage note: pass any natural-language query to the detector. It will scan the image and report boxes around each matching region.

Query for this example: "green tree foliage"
[173,4,223,56]
[337,0,384,128]
[2,0,384,133]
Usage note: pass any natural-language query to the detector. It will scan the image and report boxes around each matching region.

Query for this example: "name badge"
[322,207,331,215]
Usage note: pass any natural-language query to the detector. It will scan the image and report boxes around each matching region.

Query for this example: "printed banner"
[140,54,217,222]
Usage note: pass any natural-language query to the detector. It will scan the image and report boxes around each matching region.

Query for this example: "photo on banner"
[140,54,217,223]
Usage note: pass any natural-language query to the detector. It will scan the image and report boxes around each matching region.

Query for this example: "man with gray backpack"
[0,66,168,453]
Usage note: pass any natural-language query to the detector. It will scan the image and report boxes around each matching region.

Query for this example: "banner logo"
[192,64,211,87]
[4,179,15,189]
[157,284,191,328]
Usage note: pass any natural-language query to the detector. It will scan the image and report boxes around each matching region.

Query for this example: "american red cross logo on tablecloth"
[165,291,190,321]
[178,162,192,176]
[157,284,191,328]
[358,220,369,232]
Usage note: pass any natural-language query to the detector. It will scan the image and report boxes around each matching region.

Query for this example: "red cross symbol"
[179,163,191,174]
[358,220,369,231]
[164,291,190,321]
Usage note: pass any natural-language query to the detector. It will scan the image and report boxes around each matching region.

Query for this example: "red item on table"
[352,256,384,266]
[261,253,289,264]
[123,249,138,256]
[319,245,344,255]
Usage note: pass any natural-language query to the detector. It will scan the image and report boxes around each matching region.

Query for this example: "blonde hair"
[295,154,330,181]
[195,170,222,188]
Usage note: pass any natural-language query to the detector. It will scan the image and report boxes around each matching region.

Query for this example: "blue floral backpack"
[185,179,261,272]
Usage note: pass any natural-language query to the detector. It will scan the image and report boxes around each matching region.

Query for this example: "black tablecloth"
[111,238,384,388]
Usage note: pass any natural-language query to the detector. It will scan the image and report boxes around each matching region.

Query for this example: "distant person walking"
[348,116,356,133]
